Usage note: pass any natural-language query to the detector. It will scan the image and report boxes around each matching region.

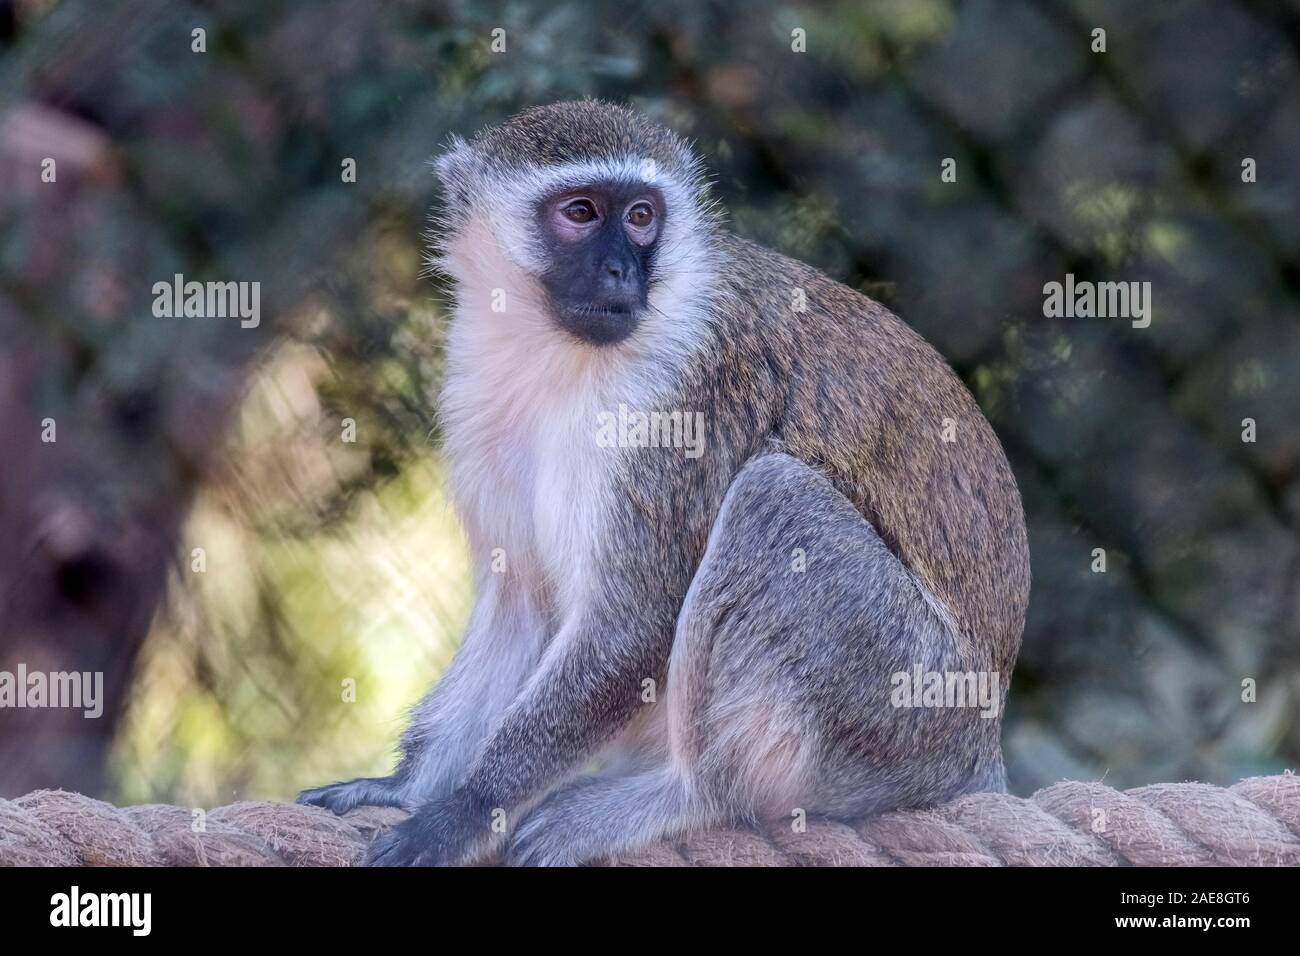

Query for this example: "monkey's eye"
[626,202,655,228]
[561,199,598,224]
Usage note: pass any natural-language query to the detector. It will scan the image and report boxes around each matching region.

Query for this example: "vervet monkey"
[299,101,1031,866]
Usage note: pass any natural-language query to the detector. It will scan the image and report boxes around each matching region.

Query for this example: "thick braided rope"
[1,774,1297,866]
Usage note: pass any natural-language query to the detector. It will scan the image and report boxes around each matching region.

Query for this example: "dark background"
[1,0,1297,807]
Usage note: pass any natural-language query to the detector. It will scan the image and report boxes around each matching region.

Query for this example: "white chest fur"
[433,193,713,627]
[439,294,653,627]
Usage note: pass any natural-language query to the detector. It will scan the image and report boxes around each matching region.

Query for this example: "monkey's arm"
[366,593,676,866]
[298,569,546,813]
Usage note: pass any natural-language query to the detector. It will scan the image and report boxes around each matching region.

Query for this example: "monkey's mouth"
[581,296,640,317]
[556,299,643,345]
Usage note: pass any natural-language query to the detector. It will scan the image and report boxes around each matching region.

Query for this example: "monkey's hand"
[297,774,408,814]
[365,601,673,865]
[364,788,495,866]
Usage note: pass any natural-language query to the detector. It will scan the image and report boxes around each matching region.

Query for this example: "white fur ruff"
[434,157,718,632]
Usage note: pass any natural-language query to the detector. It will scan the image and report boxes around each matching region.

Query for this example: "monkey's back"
[706,232,1030,673]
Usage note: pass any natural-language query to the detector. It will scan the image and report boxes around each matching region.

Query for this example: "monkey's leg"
[297,574,545,813]
[669,453,1004,823]
[508,453,1001,864]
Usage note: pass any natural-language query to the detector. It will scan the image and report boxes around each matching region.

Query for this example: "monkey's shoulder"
[709,231,956,378]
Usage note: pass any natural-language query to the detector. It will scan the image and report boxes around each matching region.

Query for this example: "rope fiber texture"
[2,774,1298,866]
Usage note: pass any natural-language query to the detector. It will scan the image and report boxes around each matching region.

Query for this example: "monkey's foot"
[363,790,491,866]
[364,823,422,866]
[506,797,589,867]
[296,775,407,815]
[507,770,689,866]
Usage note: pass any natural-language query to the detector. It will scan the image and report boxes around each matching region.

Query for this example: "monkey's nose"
[600,257,640,300]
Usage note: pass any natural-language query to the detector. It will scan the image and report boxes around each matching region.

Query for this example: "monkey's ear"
[434,136,472,185]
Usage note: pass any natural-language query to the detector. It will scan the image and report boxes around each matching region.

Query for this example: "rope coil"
[2,773,1297,866]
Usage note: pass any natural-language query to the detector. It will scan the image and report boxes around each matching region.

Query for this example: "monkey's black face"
[536,182,663,345]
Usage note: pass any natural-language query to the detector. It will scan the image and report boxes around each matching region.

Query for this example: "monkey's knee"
[696,453,891,588]
[679,452,901,642]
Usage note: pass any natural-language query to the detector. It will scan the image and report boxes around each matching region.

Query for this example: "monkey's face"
[535,182,664,346]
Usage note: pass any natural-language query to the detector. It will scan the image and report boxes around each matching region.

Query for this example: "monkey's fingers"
[364,825,420,866]
[362,790,491,866]
[297,775,406,815]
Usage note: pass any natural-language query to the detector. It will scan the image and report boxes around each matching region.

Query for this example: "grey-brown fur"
[467,100,698,177]
[299,102,1030,866]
